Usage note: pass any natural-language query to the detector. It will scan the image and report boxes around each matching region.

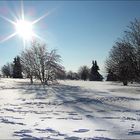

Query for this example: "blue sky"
[0,1,140,74]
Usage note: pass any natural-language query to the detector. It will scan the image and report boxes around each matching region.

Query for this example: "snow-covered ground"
[0,78,140,140]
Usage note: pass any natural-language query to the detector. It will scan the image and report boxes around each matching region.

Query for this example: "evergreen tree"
[89,60,103,81]
[13,56,23,78]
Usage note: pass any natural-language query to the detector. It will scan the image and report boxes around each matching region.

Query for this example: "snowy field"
[0,78,140,140]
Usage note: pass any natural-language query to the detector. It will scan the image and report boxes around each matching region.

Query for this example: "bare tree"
[124,18,140,80]
[106,40,137,85]
[66,71,79,80]
[21,48,35,83]
[78,65,90,81]
[21,40,64,84]
[45,49,63,81]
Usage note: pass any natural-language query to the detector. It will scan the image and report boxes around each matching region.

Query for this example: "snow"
[0,78,140,139]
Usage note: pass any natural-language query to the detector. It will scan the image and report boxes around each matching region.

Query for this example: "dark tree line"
[1,56,22,78]
[66,60,103,81]
[106,18,140,85]
[1,63,13,78]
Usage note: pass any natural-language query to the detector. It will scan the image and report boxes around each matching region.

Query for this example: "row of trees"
[1,56,23,78]
[2,56,103,83]
[1,62,13,78]
[65,60,103,81]
[1,40,65,84]
[106,19,140,85]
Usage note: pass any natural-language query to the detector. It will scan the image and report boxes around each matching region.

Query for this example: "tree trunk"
[42,68,45,83]
[30,75,33,84]
[123,80,128,86]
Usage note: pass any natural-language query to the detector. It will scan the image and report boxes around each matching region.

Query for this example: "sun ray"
[21,0,24,20]
[32,9,55,25]
[6,6,19,22]
[0,32,17,43]
[32,12,50,25]
[0,15,16,25]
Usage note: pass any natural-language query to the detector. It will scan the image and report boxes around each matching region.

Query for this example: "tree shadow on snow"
[51,84,140,138]
[16,81,140,139]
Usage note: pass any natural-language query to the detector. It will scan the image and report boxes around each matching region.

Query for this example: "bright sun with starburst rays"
[0,1,53,48]
[15,19,34,41]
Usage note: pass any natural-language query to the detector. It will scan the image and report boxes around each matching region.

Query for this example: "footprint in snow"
[73,129,89,133]
[65,136,81,140]
[128,131,140,135]
[131,124,135,128]
[86,114,94,118]
[95,129,108,131]
[14,129,32,134]
[1,118,25,125]
[35,128,58,134]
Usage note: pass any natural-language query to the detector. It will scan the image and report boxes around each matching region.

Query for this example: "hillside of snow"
[0,78,140,140]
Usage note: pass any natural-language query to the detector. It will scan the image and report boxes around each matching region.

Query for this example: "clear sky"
[0,1,140,75]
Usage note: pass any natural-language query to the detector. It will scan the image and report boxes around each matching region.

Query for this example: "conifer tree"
[89,60,103,81]
[13,56,23,78]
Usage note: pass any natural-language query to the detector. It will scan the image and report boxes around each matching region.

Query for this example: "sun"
[15,20,34,40]
[0,0,53,48]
